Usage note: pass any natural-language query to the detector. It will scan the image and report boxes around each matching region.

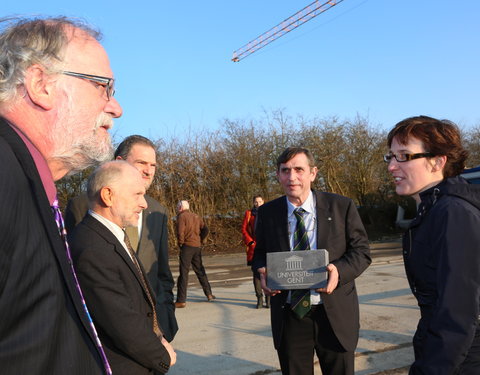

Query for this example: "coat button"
[147,312,153,317]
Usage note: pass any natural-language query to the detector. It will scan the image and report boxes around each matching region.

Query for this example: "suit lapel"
[314,190,331,249]
[0,119,100,345]
[274,197,290,251]
[137,195,151,250]
[83,214,155,300]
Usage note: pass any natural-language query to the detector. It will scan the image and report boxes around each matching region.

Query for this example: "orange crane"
[232,0,344,62]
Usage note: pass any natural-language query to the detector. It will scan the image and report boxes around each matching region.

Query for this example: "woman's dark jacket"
[404,176,480,374]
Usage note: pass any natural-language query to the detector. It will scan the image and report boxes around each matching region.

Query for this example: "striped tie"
[51,197,112,375]
[291,207,311,318]
[124,231,163,338]
[293,208,310,251]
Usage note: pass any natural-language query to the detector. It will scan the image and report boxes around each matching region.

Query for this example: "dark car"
[461,166,480,184]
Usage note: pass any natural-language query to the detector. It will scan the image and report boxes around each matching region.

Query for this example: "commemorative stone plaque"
[266,249,329,290]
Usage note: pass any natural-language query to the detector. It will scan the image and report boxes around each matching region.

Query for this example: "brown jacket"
[176,210,208,248]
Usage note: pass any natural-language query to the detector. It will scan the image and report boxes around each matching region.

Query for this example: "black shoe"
[265,296,270,308]
[256,297,263,309]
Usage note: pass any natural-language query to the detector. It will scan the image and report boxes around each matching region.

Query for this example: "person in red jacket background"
[241,195,268,308]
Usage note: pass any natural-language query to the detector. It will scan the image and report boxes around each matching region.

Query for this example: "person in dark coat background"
[385,115,480,375]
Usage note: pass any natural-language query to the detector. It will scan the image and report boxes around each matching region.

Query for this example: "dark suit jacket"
[71,214,171,374]
[66,193,178,342]
[252,190,371,352]
[0,119,104,374]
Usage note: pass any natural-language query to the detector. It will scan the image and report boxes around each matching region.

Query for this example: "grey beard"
[54,133,114,176]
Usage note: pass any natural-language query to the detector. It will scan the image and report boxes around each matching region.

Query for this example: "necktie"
[124,231,163,337]
[125,226,139,252]
[51,198,112,375]
[291,207,311,318]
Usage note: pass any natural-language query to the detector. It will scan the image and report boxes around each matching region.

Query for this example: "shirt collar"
[89,209,126,246]
[9,123,56,205]
[286,190,315,218]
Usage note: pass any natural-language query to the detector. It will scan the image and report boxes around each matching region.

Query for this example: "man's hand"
[316,263,339,294]
[257,267,281,296]
[161,336,177,366]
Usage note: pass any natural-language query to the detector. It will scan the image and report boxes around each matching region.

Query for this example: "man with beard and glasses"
[0,17,122,374]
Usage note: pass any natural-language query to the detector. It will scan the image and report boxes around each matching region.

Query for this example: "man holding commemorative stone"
[252,147,371,375]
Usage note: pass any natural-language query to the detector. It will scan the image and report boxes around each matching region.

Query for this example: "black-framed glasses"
[383,152,434,163]
[61,71,115,100]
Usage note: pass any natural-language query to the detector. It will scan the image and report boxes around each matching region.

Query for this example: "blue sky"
[4,1,480,142]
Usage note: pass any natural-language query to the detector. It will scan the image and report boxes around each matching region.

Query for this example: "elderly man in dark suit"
[252,147,371,375]
[65,135,178,342]
[70,160,176,374]
[0,17,122,374]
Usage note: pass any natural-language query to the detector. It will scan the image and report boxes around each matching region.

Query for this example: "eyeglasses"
[383,152,434,163]
[61,71,115,100]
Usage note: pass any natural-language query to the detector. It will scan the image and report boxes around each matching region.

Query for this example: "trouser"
[455,325,480,375]
[176,245,212,303]
[412,317,480,374]
[252,269,263,298]
[277,304,354,375]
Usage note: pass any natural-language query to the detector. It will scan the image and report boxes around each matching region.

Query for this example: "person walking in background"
[65,135,178,342]
[0,16,122,374]
[70,161,175,374]
[241,195,270,309]
[385,116,480,375]
[175,200,215,308]
[253,147,371,375]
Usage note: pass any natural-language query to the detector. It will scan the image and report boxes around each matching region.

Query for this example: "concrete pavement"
[167,243,416,374]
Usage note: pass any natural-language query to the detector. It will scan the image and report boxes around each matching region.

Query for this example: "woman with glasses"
[385,115,480,375]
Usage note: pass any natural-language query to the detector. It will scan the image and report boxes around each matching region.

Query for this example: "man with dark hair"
[0,16,122,374]
[65,135,178,342]
[253,147,371,375]
[71,160,176,374]
[114,134,156,160]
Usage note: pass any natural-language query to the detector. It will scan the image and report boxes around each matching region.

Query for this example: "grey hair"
[0,16,101,104]
[177,200,189,210]
[86,160,128,204]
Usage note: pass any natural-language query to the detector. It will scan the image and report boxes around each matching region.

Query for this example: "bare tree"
[59,111,480,251]
[464,125,480,168]
[343,116,387,205]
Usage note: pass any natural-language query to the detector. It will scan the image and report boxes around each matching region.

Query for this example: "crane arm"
[232,0,344,62]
